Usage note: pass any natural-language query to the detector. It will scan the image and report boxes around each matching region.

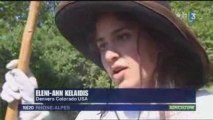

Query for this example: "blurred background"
[0,1,212,119]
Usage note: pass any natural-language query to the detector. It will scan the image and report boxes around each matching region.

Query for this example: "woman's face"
[95,13,158,88]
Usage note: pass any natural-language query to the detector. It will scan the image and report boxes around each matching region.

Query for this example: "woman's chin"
[117,81,140,88]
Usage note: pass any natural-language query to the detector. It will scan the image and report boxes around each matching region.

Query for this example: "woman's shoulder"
[170,89,213,119]
[196,89,213,107]
[165,89,213,119]
[195,89,213,118]
[196,89,213,100]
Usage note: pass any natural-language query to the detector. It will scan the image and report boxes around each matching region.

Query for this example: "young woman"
[1,1,213,119]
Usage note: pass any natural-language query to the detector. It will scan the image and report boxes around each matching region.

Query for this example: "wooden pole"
[5,2,41,120]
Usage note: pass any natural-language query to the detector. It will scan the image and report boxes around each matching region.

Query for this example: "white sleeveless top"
[75,90,213,120]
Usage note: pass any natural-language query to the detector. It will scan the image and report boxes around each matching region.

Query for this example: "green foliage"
[0,2,29,29]
[171,1,213,62]
[0,2,109,119]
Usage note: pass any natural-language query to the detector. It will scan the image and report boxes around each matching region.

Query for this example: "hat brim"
[55,1,204,69]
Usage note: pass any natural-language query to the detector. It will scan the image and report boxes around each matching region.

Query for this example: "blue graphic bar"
[19,104,196,111]
[35,88,195,103]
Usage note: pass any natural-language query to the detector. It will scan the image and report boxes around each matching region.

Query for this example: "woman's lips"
[112,67,127,84]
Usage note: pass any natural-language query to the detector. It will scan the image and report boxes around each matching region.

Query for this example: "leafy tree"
[0,2,110,119]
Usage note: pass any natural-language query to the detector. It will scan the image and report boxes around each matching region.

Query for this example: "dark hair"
[91,11,210,89]
[150,28,206,88]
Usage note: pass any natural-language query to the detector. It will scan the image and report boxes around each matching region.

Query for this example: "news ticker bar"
[19,104,196,111]
[35,88,195,103]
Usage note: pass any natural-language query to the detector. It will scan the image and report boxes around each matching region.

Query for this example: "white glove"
[0,59,50,120]
[1,59,37,104]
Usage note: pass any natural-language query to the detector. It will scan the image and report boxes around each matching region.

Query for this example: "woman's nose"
[104,49,119,65]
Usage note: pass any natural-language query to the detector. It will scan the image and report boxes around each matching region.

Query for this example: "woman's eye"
[97,43,107,52]
[117,33,130,41]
